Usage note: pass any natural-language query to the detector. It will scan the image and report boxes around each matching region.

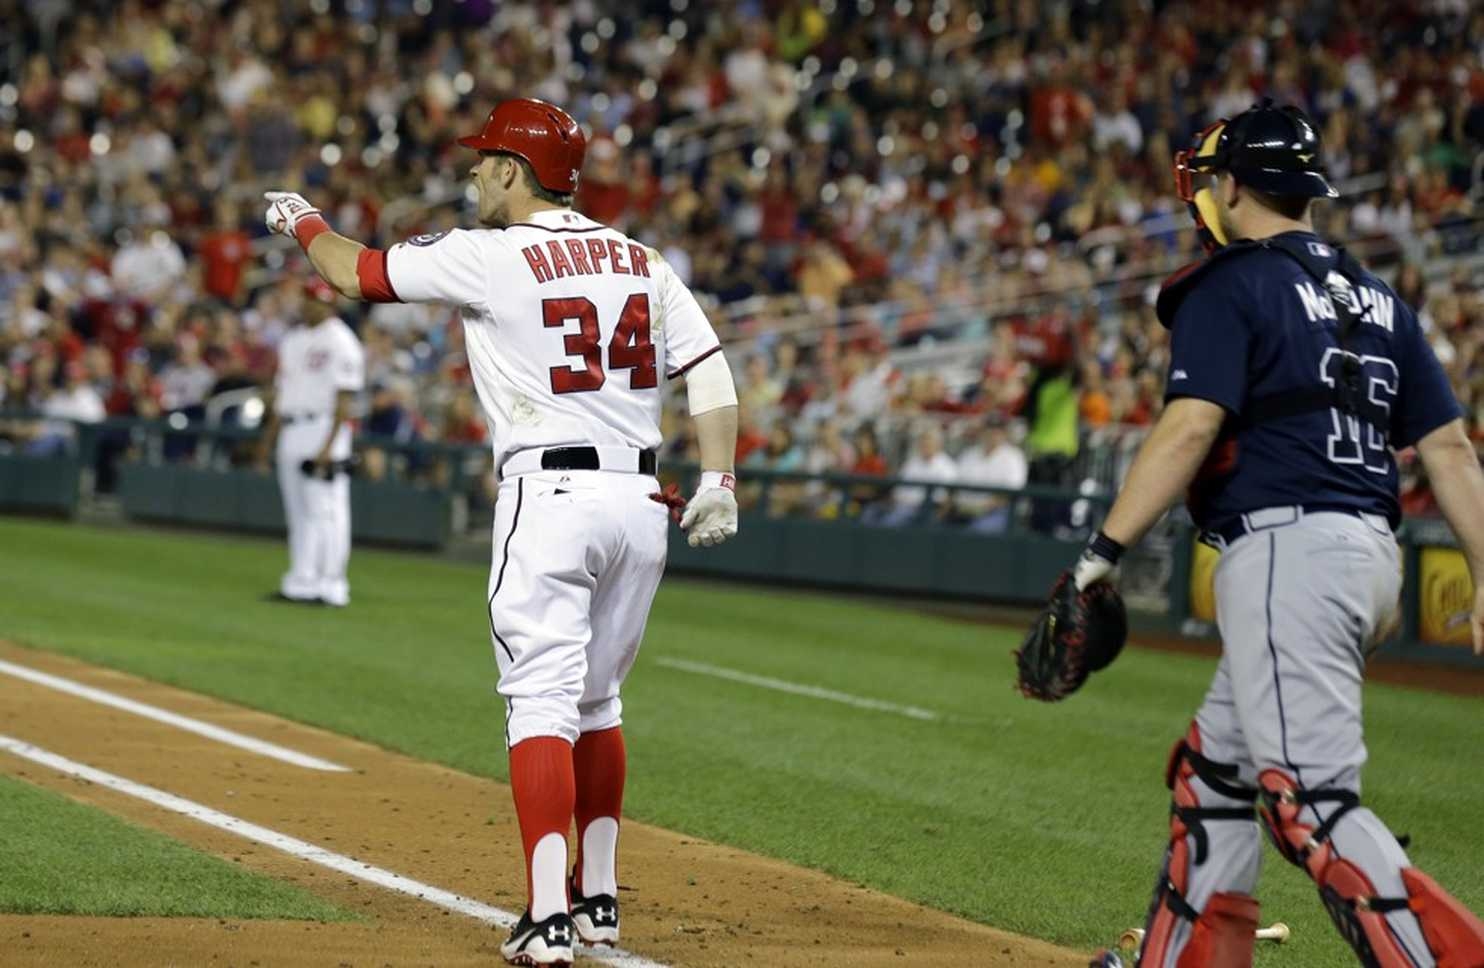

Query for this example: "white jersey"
[274,316,365,416]
[382,209,720,471]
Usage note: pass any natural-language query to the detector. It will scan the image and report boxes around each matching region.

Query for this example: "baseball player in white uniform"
[257,277,364,608]
[264,98,740,967]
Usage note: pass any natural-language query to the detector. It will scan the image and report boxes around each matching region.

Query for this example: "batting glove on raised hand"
[263,190,322,238]
[679,472,738,548]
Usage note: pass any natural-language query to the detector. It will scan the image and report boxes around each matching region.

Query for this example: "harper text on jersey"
[522,240,652,284]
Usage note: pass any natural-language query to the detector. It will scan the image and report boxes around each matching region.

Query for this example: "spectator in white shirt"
[109,229,187,300]
[43,361,105,424]
[1092,91,1143,154]
[29,360,105,455]
[158,335,216,412]
[867,424,957,527]
[955,418,1029,533]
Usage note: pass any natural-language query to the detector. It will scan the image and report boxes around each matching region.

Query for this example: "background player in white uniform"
[263,98,739,967]
[257,277,364,608]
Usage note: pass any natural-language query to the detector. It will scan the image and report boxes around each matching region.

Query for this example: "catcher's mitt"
[1015,570,1128,702]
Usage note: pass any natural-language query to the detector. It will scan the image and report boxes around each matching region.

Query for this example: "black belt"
[540,446,657,475]
[1203,504,1385,546]
[281,413,329,426]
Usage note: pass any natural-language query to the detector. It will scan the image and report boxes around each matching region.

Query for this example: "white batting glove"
[263,190,322,238]
[680,472,738,548]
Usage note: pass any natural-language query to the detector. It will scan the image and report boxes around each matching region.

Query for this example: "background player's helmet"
[1173,99,1337,250]
[458,98,587,195]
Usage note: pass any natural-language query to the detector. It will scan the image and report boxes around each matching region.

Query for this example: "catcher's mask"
[1173,99,1338,252]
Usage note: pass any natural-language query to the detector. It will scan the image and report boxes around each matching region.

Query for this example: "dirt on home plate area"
[0,642,1085,968]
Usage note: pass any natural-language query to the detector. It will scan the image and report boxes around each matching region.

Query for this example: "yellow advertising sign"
[1419,547,1473,646]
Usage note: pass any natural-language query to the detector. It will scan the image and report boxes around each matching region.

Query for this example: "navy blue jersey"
[1160,231,1461,531]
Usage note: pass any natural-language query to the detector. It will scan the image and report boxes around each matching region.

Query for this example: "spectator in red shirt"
[575,135,629,226]
[1029,62,1093,147]
[198,199,253,305]
[735,410,769,465]
[848,423,890,513]
[441,389,487,445]
[106,351,163,418]
[758,169,799,244]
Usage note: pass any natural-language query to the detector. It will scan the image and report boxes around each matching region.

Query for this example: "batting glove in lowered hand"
[263,191,322,238]
[1015,532,1128,702]
[679,472,738,548]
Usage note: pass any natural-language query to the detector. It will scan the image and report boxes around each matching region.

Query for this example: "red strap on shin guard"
[1139,724,1258,968]
[1261,770,1484,967]
[1178,892,1259,968]
[1402,869,1484,968]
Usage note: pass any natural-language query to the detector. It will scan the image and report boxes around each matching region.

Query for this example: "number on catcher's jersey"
[1320,349,1398,474]
[542,294,656,395]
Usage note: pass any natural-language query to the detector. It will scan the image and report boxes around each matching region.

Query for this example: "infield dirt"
[0,642,1084,967]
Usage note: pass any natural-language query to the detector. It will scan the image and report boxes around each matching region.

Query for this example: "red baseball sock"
[509,736,575,920]
[573,727,626,898]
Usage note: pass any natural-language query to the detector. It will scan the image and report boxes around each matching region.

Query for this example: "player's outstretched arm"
[1415,418,1484,654]
[1075,397,1226,586]
[263,191,366,299]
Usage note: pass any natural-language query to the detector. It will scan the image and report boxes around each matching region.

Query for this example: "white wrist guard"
[698,471,736,492]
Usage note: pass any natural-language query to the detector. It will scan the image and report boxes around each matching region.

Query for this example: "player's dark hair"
[506,154,575,207]
[1245,187,1311,220]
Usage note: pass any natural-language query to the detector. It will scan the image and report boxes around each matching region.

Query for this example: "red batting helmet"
[458,98,587,194]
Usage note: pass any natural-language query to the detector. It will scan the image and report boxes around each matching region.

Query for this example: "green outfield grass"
[0,773,351,920]
[1,517,1480,965]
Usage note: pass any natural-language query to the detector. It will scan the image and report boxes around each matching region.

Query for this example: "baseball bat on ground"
[1117,922,1291,950]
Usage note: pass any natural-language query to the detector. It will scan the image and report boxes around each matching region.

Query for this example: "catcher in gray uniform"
[1031,101,1484,968]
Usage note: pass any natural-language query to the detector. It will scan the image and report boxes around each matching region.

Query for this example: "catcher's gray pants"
[1147,508,1432,967]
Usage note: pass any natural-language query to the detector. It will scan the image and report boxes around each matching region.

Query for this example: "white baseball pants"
[275,417,352,606]
[488,468,669,747]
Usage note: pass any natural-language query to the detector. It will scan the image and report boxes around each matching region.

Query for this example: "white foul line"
[0,736,669,968]
[653,657,940,721]
[0,658,350,773]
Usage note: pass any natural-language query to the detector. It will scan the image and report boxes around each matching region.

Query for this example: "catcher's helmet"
[1174,99,1336,250]
[458,98,586,194]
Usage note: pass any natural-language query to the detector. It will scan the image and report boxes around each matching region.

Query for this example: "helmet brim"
[1237,168,1339,199]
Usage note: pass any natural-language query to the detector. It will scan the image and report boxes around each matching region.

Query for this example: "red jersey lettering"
[607,239,629,275]
[522,244,554,283]
[565,239,594,275]
[586,239,610,274]
[627,244,650,278]
[546,240,575,278]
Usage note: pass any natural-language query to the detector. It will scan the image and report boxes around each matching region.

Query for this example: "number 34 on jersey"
[378,210,723,467]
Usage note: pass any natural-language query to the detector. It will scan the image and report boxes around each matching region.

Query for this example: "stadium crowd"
[0,0,1481,523]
